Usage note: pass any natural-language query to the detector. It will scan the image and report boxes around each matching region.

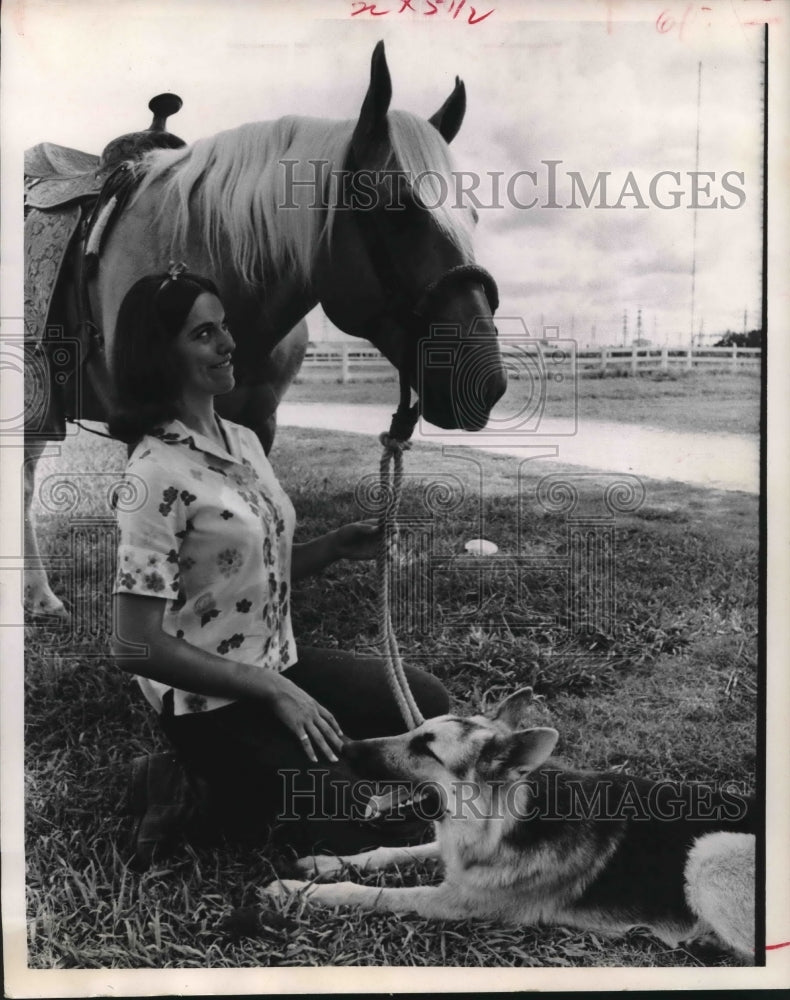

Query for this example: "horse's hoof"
[26,599,69,621]
[25,602,71,622]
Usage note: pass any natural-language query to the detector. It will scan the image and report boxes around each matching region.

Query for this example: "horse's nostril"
[485,367,507,407]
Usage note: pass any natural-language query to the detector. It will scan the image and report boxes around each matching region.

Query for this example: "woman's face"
[172,292,235,400]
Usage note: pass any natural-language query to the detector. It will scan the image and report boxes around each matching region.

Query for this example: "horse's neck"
[252,264,318,345]
[177,192,321,345]
[97,180,319,355]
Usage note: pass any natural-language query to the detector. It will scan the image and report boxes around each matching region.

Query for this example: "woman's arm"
[291,535,337,581]
[112,594,343,762]
[291,522,381,581]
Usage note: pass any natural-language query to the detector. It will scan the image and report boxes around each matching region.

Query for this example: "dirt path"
[278,402,758,494]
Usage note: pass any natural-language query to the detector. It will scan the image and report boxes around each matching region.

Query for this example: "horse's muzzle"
[422,364,507,431]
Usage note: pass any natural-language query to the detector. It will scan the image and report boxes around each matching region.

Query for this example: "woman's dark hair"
[108,270,220,444]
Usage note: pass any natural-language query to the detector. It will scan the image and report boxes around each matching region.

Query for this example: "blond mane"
[133,111,473,289]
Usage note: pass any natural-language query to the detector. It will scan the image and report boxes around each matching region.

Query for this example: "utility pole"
[622,310,628,347]
[636,307,643,343]
[689,60,702,349]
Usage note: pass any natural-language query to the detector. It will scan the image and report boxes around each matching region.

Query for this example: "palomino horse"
[24,42,506,617]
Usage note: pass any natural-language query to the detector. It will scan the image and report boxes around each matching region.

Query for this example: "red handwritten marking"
[351,2,388,14]
[656,3,725,38]
[677,3,694,42]
[765,941,790,950]
[656,9,675,33]
[350,0,494,22]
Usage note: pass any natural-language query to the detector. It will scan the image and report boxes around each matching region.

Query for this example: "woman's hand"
[264,672,345,763]
[331,520,382,561]
[291,521,383,580]
[113,595,344,763]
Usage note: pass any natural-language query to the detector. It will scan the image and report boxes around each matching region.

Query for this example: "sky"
[2,0,769,345]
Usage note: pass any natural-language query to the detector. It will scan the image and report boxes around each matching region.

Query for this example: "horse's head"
[314,42,506,432]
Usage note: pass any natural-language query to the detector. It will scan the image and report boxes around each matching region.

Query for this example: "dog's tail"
[684,831,755,961]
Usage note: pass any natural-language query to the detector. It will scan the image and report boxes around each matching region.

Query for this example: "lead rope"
[376,370,424,730]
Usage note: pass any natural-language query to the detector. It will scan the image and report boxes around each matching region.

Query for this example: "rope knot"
[378,431,413,455]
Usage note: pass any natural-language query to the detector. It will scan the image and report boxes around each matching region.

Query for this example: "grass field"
[289,369,761,436]
[23,385,759,969]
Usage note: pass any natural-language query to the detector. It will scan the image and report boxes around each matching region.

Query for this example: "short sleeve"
[240,425,268,468]
[113,456,185,599]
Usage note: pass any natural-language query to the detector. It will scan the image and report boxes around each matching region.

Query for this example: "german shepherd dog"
[265,689,756,962]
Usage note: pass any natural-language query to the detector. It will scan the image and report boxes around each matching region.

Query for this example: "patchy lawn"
[23,424,757,968]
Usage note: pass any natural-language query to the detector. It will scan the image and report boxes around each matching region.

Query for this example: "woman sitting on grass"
[109,265,448,867]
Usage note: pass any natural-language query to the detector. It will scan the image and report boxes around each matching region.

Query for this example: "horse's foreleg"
[23,439,67,618]
[255,320,308,454]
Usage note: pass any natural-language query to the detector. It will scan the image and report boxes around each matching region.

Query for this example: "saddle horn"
[99,93,186,173]
[148,93,183,133]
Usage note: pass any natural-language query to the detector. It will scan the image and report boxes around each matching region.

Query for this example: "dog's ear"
[481,727,559,779]
[491,687,538,731]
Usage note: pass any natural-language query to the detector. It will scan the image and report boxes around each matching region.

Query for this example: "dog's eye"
[409,733,442,763]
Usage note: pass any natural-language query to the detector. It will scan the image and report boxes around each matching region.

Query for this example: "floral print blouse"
[113,417,297,716]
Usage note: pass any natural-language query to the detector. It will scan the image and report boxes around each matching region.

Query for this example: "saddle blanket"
[24,206,82,343]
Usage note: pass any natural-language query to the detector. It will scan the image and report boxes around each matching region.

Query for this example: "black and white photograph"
[1,0,788,993]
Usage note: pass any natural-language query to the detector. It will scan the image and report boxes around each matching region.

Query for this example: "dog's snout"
[340,736,404,782]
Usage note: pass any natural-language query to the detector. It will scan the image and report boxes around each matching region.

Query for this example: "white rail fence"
[575,345,761,375]
[299,342,761,383]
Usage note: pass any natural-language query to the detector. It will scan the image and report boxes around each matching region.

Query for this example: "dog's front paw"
[293,854,343,878]
[263,878,312,901]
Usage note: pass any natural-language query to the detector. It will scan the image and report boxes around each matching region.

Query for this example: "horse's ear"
[351,40,392,162]
[428,76,466,144]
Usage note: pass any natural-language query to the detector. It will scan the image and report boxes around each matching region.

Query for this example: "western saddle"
[24,94,186,437]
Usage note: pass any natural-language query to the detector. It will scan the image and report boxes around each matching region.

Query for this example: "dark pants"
[158,647,449,854]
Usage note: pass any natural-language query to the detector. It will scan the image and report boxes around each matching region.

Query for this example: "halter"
[342,155,499,442]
